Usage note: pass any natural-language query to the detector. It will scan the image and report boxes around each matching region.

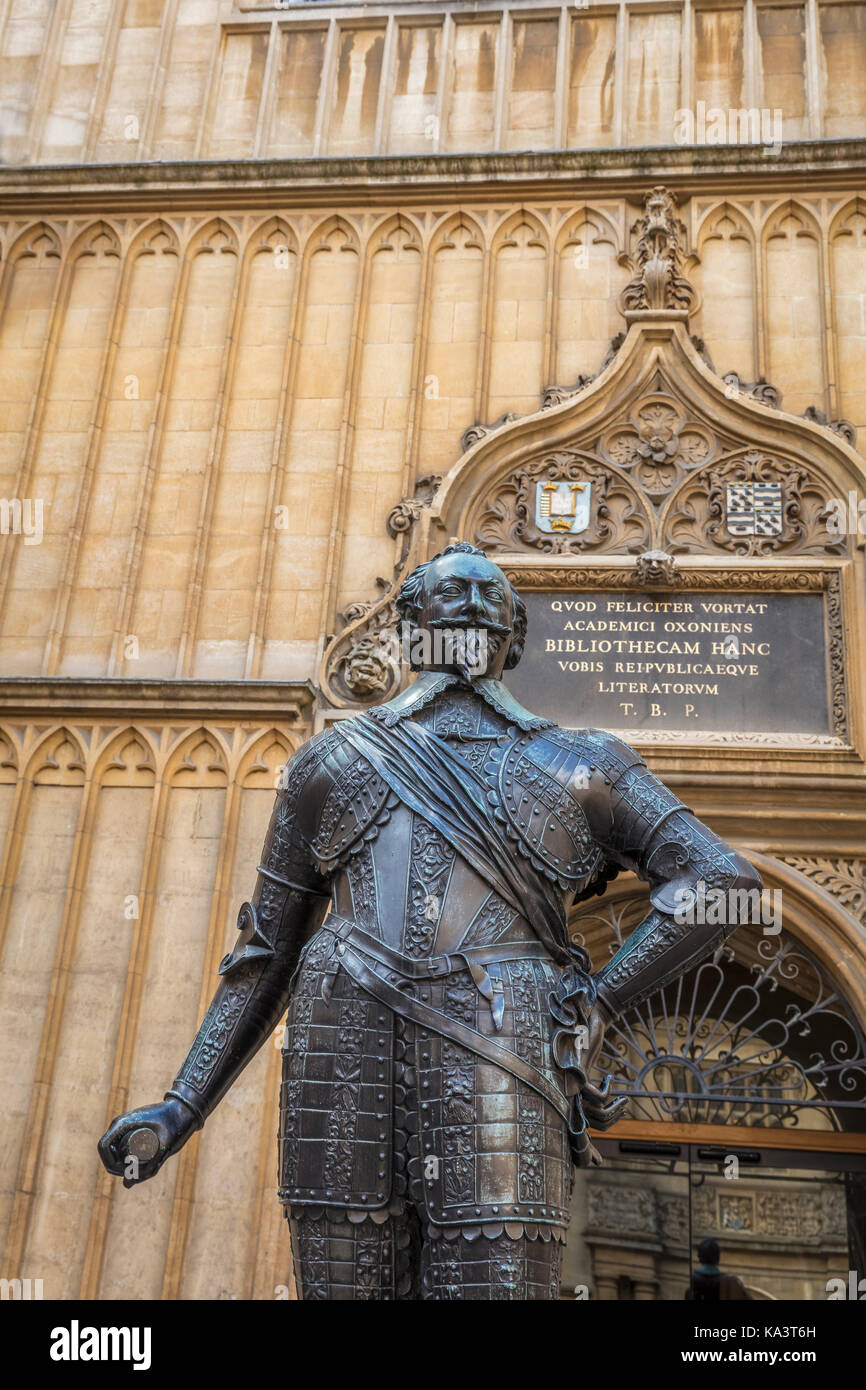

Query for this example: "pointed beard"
[455,628,501,681]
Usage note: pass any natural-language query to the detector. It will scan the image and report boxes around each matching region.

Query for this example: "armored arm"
[166,797,330,1128]
[98,734,334,1183]
[578,732,762,1020]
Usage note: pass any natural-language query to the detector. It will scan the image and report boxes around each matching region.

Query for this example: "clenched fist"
[98,1097,198,1187]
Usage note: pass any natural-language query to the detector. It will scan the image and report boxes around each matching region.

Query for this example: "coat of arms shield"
[535,479,592,534]
[725,481,783,537]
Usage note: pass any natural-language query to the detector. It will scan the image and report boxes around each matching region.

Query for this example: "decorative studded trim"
[425,1221,567,1243]
[308,730,399,873]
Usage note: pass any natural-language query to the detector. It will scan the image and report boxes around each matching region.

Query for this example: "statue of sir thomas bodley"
[99,542,761,1300]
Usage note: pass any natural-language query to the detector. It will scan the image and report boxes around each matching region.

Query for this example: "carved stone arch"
[92,725,158,788]
[186,217,239,259]
[827,199,866,436]
[428,209,485,257]
[757,854,866,1012]
[315,188,866,731]
[760,199,829,415]
[490,206,549,257]
[236,728,300,790]
[570,853,866,1129]
[555,205,621,258]
[301,213,361,260]
[696,200,756,252]
[366,211,423,259]
[762,197,823,246]
[245,215,299,262]
[691,202,759,379]
[828,195,866,245]
[68,219,122,262]
[548,208,631,402]
[8,221,62,264]
[164,726,230,786]
[27,726,88,785]
[127,218,180,260]
[429,318,866,557]
[0,725,20,780]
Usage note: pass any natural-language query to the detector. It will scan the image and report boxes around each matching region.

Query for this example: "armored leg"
[287,1205,563,1300]
[420,1227,564,1300]
[287,1204,420,1301]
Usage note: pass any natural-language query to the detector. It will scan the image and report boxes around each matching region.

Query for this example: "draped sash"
[339,713,572,965]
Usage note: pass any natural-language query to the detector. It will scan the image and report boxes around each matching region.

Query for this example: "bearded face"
[414,551,514,682]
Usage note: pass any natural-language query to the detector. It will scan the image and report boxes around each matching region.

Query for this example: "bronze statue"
[99,542,761,1299]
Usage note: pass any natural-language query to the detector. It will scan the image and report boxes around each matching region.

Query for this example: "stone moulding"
[4,139,866,213]
[435,321,864,558]
[780,856,866,927]
[319,313,865,757]
[0,677,315,722]
[316,187,865,774]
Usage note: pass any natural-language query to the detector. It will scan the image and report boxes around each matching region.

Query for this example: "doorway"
[562,1138,866,1300]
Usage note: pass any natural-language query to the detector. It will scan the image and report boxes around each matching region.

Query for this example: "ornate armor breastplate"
[322,688,609,955]
[486,729,600,890]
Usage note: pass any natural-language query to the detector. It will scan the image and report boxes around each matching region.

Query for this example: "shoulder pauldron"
[306,725,398,873]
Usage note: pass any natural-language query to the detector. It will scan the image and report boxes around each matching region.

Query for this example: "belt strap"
[323,913,549,980]
[338,943,571,1125]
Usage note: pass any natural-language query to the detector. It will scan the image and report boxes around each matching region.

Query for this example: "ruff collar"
[368,669,554,732]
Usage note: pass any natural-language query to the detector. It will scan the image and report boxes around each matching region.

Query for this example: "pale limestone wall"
[2,187,865,1302]
[0,718,308,1301]
[1,0,865,1309]
[2,1,866,164]
[1,194,865,680]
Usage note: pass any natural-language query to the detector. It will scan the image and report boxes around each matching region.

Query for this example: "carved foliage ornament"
[474,384,846,559]
[601,393,715,498]
[668,450,846,557]
[620,186,697,316]
[779,857,866,926]
[322,474,441,706]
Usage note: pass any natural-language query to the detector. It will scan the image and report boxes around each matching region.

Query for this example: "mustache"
[425,618,511,638]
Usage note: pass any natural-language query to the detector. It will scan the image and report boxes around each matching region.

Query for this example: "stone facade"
[0,0,865,1301]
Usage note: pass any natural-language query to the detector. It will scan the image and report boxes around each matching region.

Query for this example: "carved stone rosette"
[600,392,715,498]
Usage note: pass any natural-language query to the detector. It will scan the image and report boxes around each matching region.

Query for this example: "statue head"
[395,542,526,681]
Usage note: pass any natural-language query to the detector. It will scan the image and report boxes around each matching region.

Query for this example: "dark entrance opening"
[564,895,866,1298]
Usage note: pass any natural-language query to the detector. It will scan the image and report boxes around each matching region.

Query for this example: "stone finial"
[621,186,696,318]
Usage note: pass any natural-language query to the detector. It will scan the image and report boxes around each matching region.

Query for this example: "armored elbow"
[720,854,766,938]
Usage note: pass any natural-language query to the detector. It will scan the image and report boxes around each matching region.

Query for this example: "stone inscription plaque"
[507,589,831,734]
